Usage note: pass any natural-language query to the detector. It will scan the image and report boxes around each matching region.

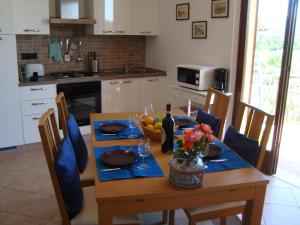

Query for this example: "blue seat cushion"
[196,108,221,135]
[223,126,260,167]
[67,113,88,173]
[56,137,83,220]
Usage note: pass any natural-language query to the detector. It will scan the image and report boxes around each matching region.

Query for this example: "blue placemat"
[174,116,197,135]
[93,120,144,141]
[204,140,251,173]
[94,145,164,181]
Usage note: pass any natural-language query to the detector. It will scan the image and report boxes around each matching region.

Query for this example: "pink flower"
[190,130,204,143]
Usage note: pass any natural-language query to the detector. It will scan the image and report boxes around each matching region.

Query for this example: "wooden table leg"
[98,202,113,225]
[242,185,267,225]
[169,210,175,225]
[162,211,168,224]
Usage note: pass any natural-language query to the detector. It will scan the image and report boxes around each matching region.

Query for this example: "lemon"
[146,124,154,130]
[144,116,155,125]
[154,122,162,130]
[153,128,162,134]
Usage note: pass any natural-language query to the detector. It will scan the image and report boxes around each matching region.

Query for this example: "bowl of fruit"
[140,116,162,142]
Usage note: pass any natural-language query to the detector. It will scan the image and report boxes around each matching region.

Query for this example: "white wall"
[146,0,241,126]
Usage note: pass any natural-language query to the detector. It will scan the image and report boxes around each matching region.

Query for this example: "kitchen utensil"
[174,117,193,128]
[24,64,45,78]
[100,168,121,172]
[77,40,83,61]
[202,144,223,160]
[91,51,98,73]
[99,123,127,134]
[208,159,227,162]
[100,150,137,167]
[64,38,71,62]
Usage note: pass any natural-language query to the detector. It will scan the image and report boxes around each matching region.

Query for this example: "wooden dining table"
[90,110,269,225]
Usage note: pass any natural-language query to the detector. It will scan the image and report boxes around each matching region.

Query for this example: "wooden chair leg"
[169,210,175,225]
[188,218,196,225]
[220,216,227,225]
[162,211,168,224]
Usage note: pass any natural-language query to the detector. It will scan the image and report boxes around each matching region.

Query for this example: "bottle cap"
[166,103,171,111]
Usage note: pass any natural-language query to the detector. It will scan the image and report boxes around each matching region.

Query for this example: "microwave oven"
[176,65,215,90]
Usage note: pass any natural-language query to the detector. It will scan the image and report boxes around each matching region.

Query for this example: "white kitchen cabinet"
[139,76,165,111]
[91,0,132,35]
[0,35,23,148]
[0,0,14,34]
[171,85,207,116]
[101,78,139,113]
[20,84,57,144]
[132,0,158,35]
[13,0,49,35]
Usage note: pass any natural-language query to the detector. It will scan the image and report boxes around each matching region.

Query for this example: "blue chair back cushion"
[56,137,83,220]
[223,126,260,167]
[196,108,221,135]
[67,113,88,173]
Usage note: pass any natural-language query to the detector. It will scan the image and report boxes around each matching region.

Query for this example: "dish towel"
[48,40,62,63]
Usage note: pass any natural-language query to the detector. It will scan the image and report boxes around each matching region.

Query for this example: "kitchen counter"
[19,68,166,86]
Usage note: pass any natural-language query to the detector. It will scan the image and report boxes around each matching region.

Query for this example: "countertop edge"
[19,70,166,87]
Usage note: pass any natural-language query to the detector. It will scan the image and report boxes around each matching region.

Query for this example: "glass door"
[276,5,300,184]
[241,0,290,173]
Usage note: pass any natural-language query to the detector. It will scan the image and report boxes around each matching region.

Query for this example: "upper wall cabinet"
[92,0,132,35]
[0,0,14,34]
[132,0,158,35]
[13,0,49,35]
[87,0,158,35]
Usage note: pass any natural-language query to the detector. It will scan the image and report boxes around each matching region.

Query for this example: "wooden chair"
[38,109,140,225]
[179,102,275,225]
[203,88,232,139]
[56,92,94,187]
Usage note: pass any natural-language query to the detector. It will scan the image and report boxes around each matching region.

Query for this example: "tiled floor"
[0,138,300,225]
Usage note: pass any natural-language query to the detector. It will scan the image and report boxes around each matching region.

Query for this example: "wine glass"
[144,103,154,116]
[128,114,138,138]
[138,138,151,169]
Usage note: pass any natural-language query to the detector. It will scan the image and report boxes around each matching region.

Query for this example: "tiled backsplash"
[16,25,146,74]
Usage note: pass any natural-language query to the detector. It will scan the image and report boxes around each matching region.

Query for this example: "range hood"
[50,0,96,25]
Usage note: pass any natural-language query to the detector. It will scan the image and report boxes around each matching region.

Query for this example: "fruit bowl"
[140,120,162,142]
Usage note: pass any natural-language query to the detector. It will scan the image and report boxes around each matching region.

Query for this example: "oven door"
[57,81,101,126]
[177,67,200,89]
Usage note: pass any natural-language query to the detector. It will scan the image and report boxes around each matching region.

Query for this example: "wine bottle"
[161,103,175,153]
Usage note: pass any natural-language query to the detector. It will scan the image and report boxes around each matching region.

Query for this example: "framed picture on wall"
[192,21,207,39]
[211,0,229,18]
[176,3,190,20]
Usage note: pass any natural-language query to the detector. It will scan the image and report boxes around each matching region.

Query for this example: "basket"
[140,122,162,142]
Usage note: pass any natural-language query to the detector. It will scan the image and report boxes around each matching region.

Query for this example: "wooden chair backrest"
[204,88,232,139]
[234,102,275,170]
[38,109,71,225]
[56,92,69,137]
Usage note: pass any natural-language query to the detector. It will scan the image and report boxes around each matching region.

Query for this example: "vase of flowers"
[169,124,215,189]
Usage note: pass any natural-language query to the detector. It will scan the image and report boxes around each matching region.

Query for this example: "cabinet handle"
[32,117,41,120]
[31,101,48,106]
[30,87,46,91]
[140,31,151,34]
[110,81,120,85]
[123,80,132,84]
[24,28,40,32]
[103,30,125,34]
[148,78,159,82]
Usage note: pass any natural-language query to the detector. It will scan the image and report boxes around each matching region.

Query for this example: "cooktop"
[53,71,99,80]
